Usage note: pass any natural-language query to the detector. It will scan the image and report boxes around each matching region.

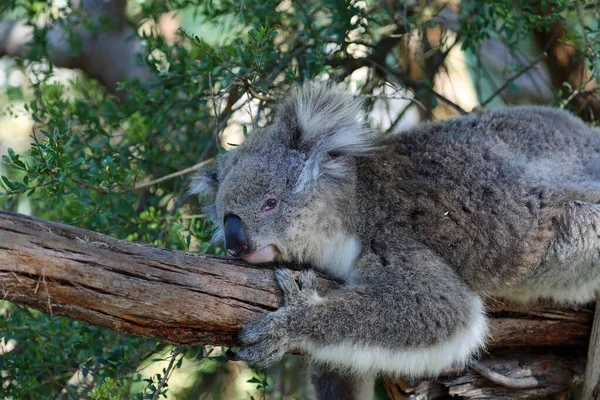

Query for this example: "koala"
[190,82,600,400]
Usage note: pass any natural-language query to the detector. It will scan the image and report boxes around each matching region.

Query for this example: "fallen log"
[0,210,593,398]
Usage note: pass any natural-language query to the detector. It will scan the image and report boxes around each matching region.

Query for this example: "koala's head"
[190,82,374,266]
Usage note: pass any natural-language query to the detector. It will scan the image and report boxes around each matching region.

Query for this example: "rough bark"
[387,353,585,399]
[0,210,287,345]
[0,210,594,398]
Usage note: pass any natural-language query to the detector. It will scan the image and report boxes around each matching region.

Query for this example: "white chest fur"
[311,232,362,281]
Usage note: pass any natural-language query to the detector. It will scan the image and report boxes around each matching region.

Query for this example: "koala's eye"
[262,198,277,211]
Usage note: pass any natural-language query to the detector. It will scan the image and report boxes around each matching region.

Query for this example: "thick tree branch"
[0,209,593,350]
[0,210,287,346]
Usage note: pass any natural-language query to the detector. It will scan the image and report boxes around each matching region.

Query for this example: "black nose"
[224,214,250,257]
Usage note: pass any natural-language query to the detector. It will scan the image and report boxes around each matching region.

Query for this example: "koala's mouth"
[242,244,278,264]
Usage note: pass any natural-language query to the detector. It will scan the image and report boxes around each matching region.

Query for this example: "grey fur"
[191,82,600,399]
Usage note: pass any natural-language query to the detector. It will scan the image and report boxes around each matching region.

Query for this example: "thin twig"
[155,144,217,241]
[480,52,547,108]
[72,179,109,195]
[359,93,426,111]
[384,102,414,134]
[123,159,215,193]
[151,347,184,400]
[231,82,276,102]
[560,82,600,109]
[419,88,467,116]
[31,128,51,172]
[429,89,469,115]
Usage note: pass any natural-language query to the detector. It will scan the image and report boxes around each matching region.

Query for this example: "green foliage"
[89,378,127,400]
[0,301,161,398]
[460,0,564,50]
[0,0,598,398]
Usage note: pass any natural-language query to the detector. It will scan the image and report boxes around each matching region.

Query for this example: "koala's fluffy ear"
[189,166,219,203]
[275,82,375,191]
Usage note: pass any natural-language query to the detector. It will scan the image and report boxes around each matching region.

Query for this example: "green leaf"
[1,175,12,190]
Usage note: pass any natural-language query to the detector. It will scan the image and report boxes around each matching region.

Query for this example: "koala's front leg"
[229,268,320,366]
[233,250,488,377]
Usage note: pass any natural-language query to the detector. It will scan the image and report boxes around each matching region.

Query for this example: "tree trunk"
[0,0,154,95]
[0,210,593,398]
[533,1,600,123]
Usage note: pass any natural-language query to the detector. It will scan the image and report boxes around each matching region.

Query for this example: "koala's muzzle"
[224,214,250,257]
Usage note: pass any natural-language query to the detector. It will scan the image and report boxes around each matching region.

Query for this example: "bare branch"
[0,0,154,93]
[359,93,426,111]
[480,52,548,108]
[0,210,324,346]
[122,158,216,193]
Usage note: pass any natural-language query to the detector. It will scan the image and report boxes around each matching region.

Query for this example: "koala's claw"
[235,341,288,367]
[236,312,290,366]
[238,313,279,345]
[275,268,300,301]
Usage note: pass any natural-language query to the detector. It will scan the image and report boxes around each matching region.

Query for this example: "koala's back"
[356,106,600,293]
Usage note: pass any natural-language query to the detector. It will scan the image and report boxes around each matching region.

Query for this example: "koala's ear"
[276,81,374,156]
[189,166,219,202]
[276,82,375,191]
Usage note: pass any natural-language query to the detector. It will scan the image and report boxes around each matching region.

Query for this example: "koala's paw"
[276,267,319,307]
[232,268,318,367]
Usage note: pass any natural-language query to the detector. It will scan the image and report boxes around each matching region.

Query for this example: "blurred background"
[0,0,598,398]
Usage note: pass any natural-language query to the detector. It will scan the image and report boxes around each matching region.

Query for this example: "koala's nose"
[224,214,250,257]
